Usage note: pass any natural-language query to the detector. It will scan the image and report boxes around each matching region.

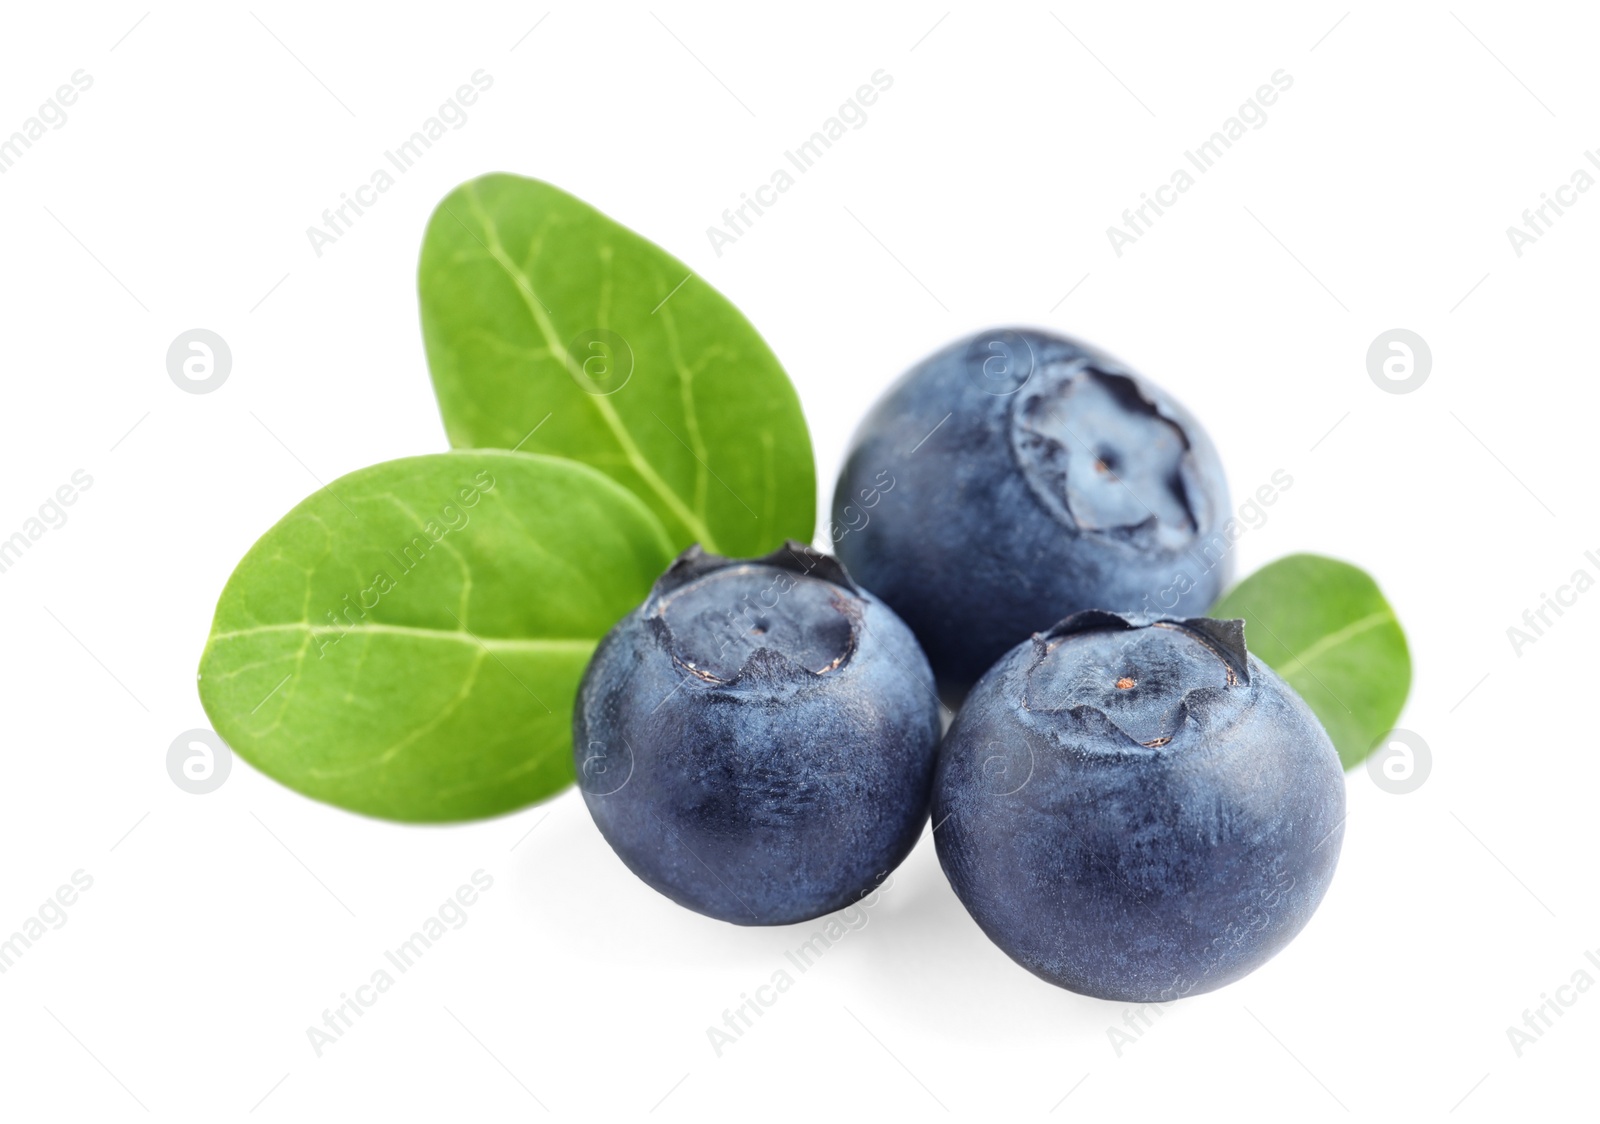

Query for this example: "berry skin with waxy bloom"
[832,327,1232,697]
[933,610,1345,1001]
[574,542,942,926]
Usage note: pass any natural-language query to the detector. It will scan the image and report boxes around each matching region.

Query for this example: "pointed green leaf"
[197,451,674,822]
[1213,553,1411,769]
[418,173,814,556]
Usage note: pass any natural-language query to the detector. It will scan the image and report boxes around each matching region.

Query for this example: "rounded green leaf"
[197,451,674,822]
[418,173,815,557]
[1212,553,1411,769]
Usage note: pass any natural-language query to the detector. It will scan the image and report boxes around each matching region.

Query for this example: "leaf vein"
[1283,610,1395,670]
[459,181,719,549]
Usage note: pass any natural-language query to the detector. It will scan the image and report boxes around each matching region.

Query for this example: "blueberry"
[933,611,1345,1001]
[574,542,942,925]
[832,328,1231,696]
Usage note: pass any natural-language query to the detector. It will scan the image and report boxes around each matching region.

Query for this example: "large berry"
[933,610,1345,1001]
[832,328,1231,695]
[575,542,941,925]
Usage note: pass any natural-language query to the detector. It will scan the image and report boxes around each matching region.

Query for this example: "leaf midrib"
[210,621,599,655]
[1276,609,1394,673]
[461,183,720,551]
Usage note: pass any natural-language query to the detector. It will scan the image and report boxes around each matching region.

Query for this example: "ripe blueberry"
[933,610,1345,1001]
[832,328,1231,696]
[575,542,942,925]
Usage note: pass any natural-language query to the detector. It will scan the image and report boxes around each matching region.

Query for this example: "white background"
[0,2,1593,1119]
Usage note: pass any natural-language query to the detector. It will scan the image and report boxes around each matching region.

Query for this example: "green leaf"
[197,451,674,822]
[1212,553,1411,770]
[418,173,815,557]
